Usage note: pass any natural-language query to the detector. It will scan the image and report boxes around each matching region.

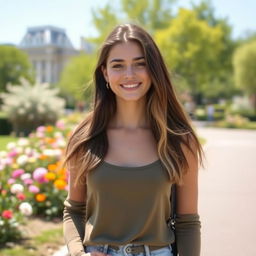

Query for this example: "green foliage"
[155,8,224,96]
[88,0,176,45]
[58,53,96,104]
[89,3,120,45]
[0,116,12,135]
[0,227,63,255]
[121,0,175,32]
[0,46,34,93]
[0,79,65,136]
[0,136,18,150]
[233,40,256,95]
[214,115,256,129]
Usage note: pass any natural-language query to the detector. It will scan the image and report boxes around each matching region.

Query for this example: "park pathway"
[53,126,256,256]
[197,127,256,256]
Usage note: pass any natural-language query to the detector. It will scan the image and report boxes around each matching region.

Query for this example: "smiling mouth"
[120,83,141,89]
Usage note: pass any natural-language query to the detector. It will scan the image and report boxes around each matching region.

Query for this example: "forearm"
[175,214,201,256]
[63,199,87,256]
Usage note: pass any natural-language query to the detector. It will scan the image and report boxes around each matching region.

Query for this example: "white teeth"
[122,83,139,88]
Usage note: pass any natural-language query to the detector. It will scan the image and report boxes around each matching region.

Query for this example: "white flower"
[19,202,33,216]
[0,151,7,158]
[0,220,4,226]
[54,132,62,138]
[53,149,62,157]
[16,155,28,165]
[24,102,31,109]
[16,147,23,154]
[17,138,29,147]
[10,183,24,194]
[18,108,25,115]
[56,139,66,147]
[7,142,17,150]
[21,173,31,180]
[25,147,33,155]
[42,149,55,156]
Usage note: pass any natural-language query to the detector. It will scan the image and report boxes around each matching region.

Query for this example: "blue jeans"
[85,244,173,256]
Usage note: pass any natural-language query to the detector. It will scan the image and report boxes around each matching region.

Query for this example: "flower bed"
[0,120,72,245]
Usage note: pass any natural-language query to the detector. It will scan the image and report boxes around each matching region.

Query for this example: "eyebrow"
[109,56,145,63]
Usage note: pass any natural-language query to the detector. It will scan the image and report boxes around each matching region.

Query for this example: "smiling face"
[102,40,152,102]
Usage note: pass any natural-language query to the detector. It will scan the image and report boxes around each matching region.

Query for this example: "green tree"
[89,3,119,45]
[88,0,176,46]
[58,53,97,106]
[233,40,256,112]
[121,0,176,32]
[0,45,33,92]
[155,8,224,100]
[192,0,238,101]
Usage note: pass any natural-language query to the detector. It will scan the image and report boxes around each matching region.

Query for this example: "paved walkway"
[197,127,256,256]
[53,126,256,256]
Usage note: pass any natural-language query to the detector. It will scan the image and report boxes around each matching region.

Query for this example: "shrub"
[0,78,65,136]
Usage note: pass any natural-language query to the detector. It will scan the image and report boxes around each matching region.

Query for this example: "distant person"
[206,104,215,122]
[63,24,204,256]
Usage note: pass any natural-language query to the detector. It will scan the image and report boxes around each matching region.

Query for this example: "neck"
[109,98,149,130]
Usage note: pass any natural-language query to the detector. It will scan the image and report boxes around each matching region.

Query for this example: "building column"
[36,61,42,83]
[46,60,52,83]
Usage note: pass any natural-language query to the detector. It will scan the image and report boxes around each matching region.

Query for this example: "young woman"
[63,24,203,256]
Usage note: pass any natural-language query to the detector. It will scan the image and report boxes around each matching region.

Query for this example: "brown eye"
[112,64,123,69]
[136,62,146,67]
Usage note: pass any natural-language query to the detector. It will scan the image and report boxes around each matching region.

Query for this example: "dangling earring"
[106,82,110,89]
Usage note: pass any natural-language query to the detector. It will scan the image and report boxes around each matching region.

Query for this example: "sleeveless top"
[83,159,175,246]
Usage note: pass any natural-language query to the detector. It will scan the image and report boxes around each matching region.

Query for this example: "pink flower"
[8,178,16,184]
[23,178,33,185]
[2,210,13,219]
[8,150,18,158]
[12,169,25,178]
[36,126,45,133]
[56,120,65,129]
[28,185,40,194]
[33,167,48,183]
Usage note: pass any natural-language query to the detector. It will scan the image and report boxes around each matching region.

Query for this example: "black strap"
[169,184,178,256]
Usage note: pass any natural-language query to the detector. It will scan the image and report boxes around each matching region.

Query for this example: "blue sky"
[0,0,255,49]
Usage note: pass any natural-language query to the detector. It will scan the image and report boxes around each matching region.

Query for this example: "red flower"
[2,210,13,219]
[1,190,7,196]
[17,193,26,200]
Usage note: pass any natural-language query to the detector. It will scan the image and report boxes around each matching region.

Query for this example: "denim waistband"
[85,243,173,256]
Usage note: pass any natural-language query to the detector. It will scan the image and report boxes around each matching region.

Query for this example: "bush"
[0,79,65,136]
[214,114,256,129]
[195,105,226,121]
[0,116,12,135]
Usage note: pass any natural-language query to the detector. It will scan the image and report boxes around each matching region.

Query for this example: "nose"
[124,65,135,78]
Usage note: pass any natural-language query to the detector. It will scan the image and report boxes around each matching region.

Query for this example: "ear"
[101,65,108,82]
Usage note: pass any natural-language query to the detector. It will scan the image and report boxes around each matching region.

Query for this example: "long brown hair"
[64,24,203,185]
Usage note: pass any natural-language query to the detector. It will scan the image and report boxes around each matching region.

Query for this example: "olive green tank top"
[83,159,175,246]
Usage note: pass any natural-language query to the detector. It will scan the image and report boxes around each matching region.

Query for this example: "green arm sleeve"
[63,198,87,256]
[175,214,201,256]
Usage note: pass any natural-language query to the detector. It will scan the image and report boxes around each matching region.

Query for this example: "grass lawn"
[0,228,63,256]
[0,218,64,256]
[0,136,18,151]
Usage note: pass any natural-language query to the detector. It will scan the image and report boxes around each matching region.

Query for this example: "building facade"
[19,25,79,84]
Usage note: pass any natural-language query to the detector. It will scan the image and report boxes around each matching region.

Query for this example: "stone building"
[19,25,79,84]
